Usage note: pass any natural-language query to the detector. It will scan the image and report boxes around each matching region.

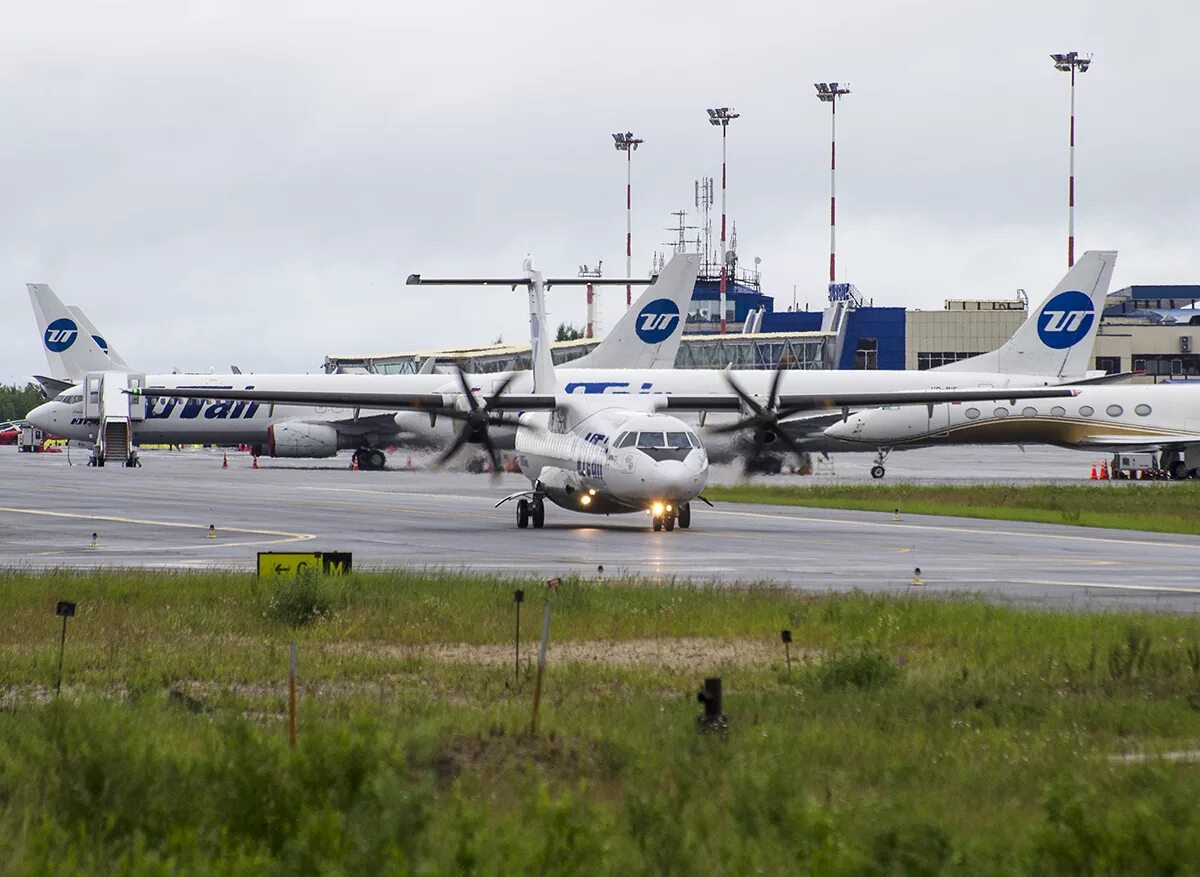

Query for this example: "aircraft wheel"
[1169,460,1189,480]
[652,516,663,532]
[531,501,545,529]
[665,513,676,532]
[678,503,691,529]
[870,464,886,479]
[367,449,386,470]
[1190,468,1200,480]
[516,499,529,529]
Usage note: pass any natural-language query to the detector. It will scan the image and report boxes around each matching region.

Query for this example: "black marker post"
[54,601,76,696]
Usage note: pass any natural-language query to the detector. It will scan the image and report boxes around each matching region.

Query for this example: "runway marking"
[0,506,315,546]
[709,507,1200,550]
[1012,578,1200,595]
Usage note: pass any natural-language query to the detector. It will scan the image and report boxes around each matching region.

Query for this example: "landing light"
[588,488,597,496]
[580,494,592,507]
[651,501,665,516]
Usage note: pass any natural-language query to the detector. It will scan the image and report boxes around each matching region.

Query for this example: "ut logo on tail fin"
[1036,290,1095,349]
[635,299,681,344]
[44,318,79,352]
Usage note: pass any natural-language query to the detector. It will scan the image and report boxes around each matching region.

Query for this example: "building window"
[917,351,985,370]
[1106,404,1123,417]
[1095,356,1121,375]
[1132,354,1200,377]
[1135,404,1152,416]
[854,338,878,370]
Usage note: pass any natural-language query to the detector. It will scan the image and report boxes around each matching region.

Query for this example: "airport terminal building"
[325,263,1200,382]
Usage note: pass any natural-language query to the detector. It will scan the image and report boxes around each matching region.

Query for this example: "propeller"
[436,367,518,475]
[707,366,808,474]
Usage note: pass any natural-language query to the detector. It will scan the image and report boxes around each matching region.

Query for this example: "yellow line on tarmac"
[0,506,314,545]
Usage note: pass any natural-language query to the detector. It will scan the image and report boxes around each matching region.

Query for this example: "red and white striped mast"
[815,82,850,284]
[612,132,644,307]
[1051,52,1092,267]
[707,107,740,334]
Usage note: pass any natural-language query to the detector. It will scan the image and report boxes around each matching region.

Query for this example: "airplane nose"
[27,401,56,431]
[656,458,708,501]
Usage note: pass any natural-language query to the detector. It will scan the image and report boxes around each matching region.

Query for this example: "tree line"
[0,383,45,422]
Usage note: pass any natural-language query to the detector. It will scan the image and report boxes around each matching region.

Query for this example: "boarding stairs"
[82,371,146,466]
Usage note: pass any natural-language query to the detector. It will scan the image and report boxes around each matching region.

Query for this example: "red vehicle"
[0,421,22,446]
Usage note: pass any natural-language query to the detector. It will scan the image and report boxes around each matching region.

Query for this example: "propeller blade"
[435,426,472,468]
[768,365,786,410]
[481,431,503,480]
[771,425,808,460]
[486,372,516,404]
[455,367,479,412]
[706,416,760,435]
[722,370,765,417]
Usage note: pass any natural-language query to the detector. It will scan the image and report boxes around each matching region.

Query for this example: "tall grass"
[2,569,1200,873]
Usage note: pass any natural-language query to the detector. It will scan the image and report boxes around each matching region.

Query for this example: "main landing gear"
[516,498,545,529]
[352,447,387,471]
[870,447,893,479]
[652,502,691,532]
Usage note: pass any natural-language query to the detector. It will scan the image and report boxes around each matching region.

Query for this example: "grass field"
[705,482,1200,536]
[3,568,1200,874]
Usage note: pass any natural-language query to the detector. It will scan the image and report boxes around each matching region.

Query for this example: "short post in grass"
[513,589,524,687]
[697,677,727,733]
[288,642,298,750]
[530,600,553,735]
[54,601,76,696]
[781,629,792,678]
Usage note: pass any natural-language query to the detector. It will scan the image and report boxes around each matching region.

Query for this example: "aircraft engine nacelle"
[267,421,339,458]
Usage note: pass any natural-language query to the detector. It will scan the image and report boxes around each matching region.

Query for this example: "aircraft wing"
[135,386,559,412]
[658,385,1077,413]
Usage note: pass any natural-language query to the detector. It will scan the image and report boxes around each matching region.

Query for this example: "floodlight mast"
[707,107,740,333]
[612,132,644,308]
[815,82,851,284]
[1051,52,1092,267]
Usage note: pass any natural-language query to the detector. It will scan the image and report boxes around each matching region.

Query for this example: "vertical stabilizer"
[570,253,700,369]
[935,250,1117,379]
[68,306,131,369]
[28,284,114,381]
[524,257,556,393]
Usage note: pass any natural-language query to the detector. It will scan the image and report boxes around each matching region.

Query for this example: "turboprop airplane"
[25,256,702,468]
[825,383,1200,479]
[132,258,1081,529]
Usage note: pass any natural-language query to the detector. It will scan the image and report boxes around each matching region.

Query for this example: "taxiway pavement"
[2,447,1197,613]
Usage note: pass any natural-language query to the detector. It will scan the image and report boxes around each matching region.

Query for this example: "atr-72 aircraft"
[136,259,1079,530]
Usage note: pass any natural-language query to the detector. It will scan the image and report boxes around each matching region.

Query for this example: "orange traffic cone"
[252,456,259,470]
[222,453,228,469]
[1090,462,1098,480]
[1100,460,1110,480]
[351,454,359,472]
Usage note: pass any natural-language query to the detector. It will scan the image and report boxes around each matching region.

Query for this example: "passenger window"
[1106,404,1123,417]
[993,407,1009,417]
[1021,407,1038,417]
[1079,406,1094,417]
[965,408,981,420]
[1135,404,1152,416]
[1050,406,1066,417]
[637,432,666,449]
[665,432,691,449]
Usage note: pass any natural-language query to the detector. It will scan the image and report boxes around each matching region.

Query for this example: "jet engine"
[267,421,339,458]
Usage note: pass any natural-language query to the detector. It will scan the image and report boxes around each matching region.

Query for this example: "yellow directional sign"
[257,552,352,578]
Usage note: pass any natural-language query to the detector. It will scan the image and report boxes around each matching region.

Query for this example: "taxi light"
[588,488,597,496]
[580,494,592,506]
[666,504,673,512]
[651,501,665,516]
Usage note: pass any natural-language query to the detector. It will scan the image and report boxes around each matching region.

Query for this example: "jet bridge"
[82,371,146,466]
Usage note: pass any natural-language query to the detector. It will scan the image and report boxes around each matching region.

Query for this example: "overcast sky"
[3,0,1198,383]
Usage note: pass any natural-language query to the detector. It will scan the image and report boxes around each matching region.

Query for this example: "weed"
[265,568,339,627]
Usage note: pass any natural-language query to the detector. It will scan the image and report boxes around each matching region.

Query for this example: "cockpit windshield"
[636,432,666,449]
[665,432,693,450]
[55,392,83,404]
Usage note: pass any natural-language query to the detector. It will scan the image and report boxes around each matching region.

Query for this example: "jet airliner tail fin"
[28,284,114,381]
[935,250,1116,380]
[570,253,700,369]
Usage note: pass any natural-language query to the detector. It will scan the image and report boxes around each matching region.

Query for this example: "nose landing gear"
[653,502,690,532]
[515,498,545,529]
